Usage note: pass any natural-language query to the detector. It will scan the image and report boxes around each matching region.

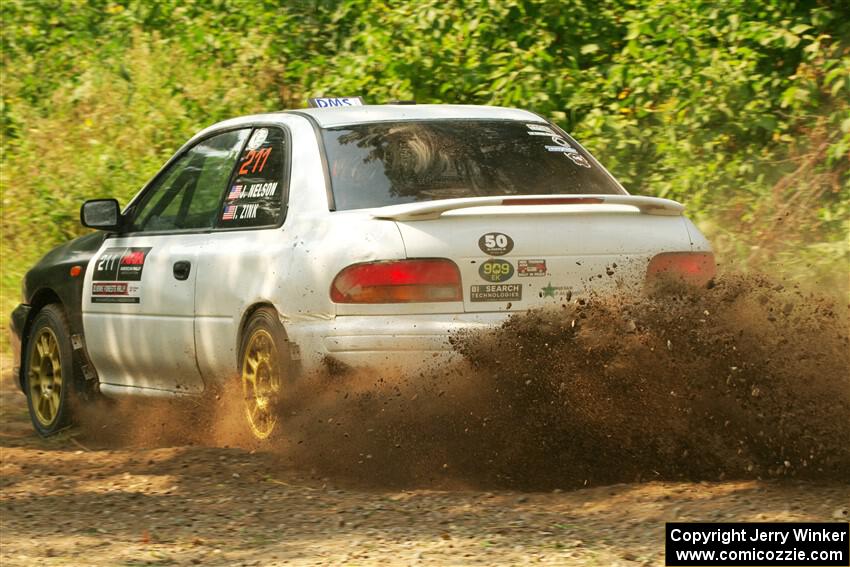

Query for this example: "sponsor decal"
[246,128,269,150]
[470,284,522,302]
[479,259,514,283]
[566,153,592,168]
[528,124,593,169]
[540,281,573,300]
[526,123,556,134]
[91,282,128,295]
[92,247,150,281]
[91,247,151,303]
[478,232,514,256]
[518,259,547,277]
[90,295,140,304]
[544,145,580,154]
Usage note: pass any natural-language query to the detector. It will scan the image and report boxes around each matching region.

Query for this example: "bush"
[1,0,848,343]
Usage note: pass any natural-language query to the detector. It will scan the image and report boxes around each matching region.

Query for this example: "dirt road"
[1,361,848,567]
[3,277,850,565]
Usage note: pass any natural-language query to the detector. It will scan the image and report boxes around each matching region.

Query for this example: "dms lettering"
[315,98,355,107]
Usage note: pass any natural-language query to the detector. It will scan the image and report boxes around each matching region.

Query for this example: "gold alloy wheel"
[28,327,63,427]
[241,328,280,439]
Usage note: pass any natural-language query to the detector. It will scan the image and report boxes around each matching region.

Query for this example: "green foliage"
[2,0,849,329]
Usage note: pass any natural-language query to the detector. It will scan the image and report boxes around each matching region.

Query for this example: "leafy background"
[1,0,848,347]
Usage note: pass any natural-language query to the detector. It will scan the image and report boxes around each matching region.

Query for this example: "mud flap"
[71,333,99,390]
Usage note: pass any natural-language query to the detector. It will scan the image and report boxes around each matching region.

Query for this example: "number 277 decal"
[239,147,272,176]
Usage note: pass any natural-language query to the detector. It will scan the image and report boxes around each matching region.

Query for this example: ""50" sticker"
[478,232,514,256]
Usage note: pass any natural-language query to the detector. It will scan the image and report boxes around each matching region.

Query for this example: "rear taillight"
[331,259,462,303]
[646,252,716,287]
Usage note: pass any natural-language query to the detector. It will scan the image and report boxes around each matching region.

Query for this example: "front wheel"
[23,304,79,437]
[238,308,290,440]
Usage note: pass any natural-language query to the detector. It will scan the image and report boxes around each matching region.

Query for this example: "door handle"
[173,261,191,281]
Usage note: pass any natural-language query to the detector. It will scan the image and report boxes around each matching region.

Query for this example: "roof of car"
[189,104,548,147]
[287,104,545,127]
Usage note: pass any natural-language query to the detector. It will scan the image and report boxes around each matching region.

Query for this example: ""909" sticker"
[479,259,514,282]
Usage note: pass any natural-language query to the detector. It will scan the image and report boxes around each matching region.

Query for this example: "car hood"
[33,232,106,270]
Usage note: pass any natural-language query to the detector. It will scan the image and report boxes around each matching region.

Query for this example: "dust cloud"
[78,273,850,490]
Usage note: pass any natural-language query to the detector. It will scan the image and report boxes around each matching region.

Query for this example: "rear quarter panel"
[191,115,409,382]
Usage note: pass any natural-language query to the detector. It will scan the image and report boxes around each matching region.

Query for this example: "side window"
[130,129,250,232]
[218,127,287,229]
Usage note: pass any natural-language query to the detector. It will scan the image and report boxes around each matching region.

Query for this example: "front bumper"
[9,304,31,389]
[287,311,512,374]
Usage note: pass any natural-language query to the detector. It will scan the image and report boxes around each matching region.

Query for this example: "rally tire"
[23,304,79,437]
[238,307,291,441]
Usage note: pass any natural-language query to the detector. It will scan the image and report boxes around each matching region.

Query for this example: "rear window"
[322,119,624,211]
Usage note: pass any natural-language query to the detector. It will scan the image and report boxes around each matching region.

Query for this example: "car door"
[82,128,251,394]
[193,125,294,381]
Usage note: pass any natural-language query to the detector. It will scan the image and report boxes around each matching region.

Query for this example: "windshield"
[322,119,624,210]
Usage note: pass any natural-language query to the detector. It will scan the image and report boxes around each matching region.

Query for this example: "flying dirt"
[79,272,850,490]
[3,271,849,566]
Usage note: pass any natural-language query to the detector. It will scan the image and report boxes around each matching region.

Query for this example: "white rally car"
[10,99,714,439]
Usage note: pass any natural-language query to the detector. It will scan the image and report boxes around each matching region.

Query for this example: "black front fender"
[14,231,106,390]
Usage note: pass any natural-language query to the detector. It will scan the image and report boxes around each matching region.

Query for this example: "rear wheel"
[24,304,78,437]
[238,308,290,440]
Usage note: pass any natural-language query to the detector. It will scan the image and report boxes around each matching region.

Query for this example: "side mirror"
[80,199,123,231]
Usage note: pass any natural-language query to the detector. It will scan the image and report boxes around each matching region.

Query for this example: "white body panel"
[78,105,713,397]
[191,212,409,380]
[393,206,701,312]
[82,234,206,392]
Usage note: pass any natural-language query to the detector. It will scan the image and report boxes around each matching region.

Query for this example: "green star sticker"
[542,282,556,298]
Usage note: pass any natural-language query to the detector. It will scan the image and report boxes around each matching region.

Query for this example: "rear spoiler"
[371,194,684,221]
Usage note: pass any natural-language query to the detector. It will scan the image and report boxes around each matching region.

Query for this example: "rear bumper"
[287,312,512,373]
[9,304,31,389]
